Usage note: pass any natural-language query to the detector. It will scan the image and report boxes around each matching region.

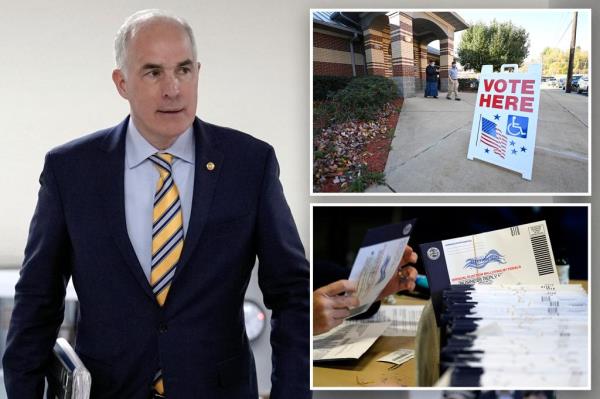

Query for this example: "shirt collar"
[126,118,195,169]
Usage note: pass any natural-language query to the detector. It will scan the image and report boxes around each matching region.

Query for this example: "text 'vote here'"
[478,79,535,113]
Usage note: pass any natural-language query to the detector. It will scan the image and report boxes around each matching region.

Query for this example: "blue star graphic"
[484,148,490,154]
[512,149,517,155]
[510,140,516,146]
[520,146,527,152]
[494,114,501,120]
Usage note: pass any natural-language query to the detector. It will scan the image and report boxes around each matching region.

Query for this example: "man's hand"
[313,280,358,336]
[377,245,419,300]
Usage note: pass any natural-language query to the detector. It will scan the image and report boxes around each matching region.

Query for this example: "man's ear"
[112,69,128,100]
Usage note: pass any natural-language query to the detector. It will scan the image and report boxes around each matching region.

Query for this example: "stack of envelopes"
[440,283,588,388]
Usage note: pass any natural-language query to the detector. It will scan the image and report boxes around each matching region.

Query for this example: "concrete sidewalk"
[367,89,589,193]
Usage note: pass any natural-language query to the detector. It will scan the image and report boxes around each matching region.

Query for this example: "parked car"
[563,74,583,90]
[577,77,589,94]
[571,75,583,90]
[546,76,558,88]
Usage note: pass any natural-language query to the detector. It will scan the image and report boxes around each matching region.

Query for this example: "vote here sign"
[467,64,541,180]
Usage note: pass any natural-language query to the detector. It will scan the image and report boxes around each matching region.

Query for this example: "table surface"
[313,293,427,388]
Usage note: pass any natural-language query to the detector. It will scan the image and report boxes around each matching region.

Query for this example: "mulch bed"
[313,98,403,192]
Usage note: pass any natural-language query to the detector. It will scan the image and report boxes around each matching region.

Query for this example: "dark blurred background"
[313,206,588,287]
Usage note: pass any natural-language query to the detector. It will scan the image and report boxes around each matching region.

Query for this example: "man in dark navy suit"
[2,9,309,399]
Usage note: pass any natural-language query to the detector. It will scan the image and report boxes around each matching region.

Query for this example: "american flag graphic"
[479,117,507,158]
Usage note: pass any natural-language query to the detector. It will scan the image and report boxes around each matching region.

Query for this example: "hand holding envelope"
[313,245,419,335]
[313,279,359,335]
[347,220,417,318]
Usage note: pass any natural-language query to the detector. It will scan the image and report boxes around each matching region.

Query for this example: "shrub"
[313,76,353,101]
[333,76,398,122]
[313,101,336,135]
[348,170,386,192]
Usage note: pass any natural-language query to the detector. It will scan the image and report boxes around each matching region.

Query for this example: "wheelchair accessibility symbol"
[506,115,528,138]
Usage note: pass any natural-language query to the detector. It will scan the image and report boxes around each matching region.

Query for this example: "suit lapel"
[174,118,224,280]
[98,117,157,303]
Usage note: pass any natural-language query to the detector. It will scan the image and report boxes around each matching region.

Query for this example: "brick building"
[313,11,468,97]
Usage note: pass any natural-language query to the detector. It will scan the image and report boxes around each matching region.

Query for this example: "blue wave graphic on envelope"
[464,249,506,269]
[376,256,391,284]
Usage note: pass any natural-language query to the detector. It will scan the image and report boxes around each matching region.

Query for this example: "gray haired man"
[2,9,310,399]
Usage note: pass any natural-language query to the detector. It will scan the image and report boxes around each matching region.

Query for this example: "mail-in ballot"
[347,220,415,318]
[467,64,542,180]
[420,220,559,321]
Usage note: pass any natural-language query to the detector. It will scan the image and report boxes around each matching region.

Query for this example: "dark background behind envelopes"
[313,206,588,285]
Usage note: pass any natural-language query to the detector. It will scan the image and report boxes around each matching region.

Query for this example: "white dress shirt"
[124,119,195,281]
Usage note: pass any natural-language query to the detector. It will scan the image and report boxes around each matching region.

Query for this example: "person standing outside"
[447,60,461,101]
[425,61,439,98]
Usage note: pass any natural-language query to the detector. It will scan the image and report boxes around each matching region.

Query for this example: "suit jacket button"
[158,323,168,333]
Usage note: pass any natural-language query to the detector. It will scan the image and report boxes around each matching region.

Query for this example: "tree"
[457,20,530,72]
[541,46,589,75]
[541,47,567,75]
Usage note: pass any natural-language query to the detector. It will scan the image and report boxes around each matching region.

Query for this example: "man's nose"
[162,73,180,98]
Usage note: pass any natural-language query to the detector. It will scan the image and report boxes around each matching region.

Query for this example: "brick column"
[363,27,386,76]
[414,41,428,92]
[439,33,454,92]
[382,25,393,78]
[389,11,416,97]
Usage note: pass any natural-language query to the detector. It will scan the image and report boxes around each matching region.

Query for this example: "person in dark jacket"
[2,9,310,399]
[425,61,439,98]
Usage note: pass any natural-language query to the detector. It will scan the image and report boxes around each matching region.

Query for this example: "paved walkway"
[366,89,589,193]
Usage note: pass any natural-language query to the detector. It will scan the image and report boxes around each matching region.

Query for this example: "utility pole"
[565,11,578,93]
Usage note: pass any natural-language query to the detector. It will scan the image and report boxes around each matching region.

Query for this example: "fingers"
[398,265,418,292]
[313,307,346,335]
[401,280,416,292]
[400,245,418,266]
[317,279,356,297]
[330,294,359,309]
[313,281,359,335]
[400,265,418,281]
[397,246,418,292]
[330,308,352,320]
[314,281,358,309]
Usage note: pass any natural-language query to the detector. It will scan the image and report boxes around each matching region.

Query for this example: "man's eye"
[178,67,191,74]
[146,70,161,77]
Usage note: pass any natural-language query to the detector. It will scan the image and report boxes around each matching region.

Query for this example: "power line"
[554,19,572,49]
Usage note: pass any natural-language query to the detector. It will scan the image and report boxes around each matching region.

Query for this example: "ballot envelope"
[347,219,416,318]
[46,338,91,399]
[420,220,559,322]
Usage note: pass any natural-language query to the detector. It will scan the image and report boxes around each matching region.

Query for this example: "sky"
[429,10,591,62]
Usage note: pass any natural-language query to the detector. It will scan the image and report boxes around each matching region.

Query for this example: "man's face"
[112,21,199,148]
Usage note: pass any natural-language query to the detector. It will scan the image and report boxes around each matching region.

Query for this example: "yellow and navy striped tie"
[149,152,183,395]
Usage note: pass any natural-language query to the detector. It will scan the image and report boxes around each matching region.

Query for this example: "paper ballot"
[441,284,588,388]
[313,321,390,361]
[347,220,415,318]
[420,220,559,321]
[313,305,424,362]
[347,305,424,336]
[377,349,415,366]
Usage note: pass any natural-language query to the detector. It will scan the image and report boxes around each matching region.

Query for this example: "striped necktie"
[149,152,183,395]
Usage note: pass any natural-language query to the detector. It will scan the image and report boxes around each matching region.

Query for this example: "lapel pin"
[206,162,215,171]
